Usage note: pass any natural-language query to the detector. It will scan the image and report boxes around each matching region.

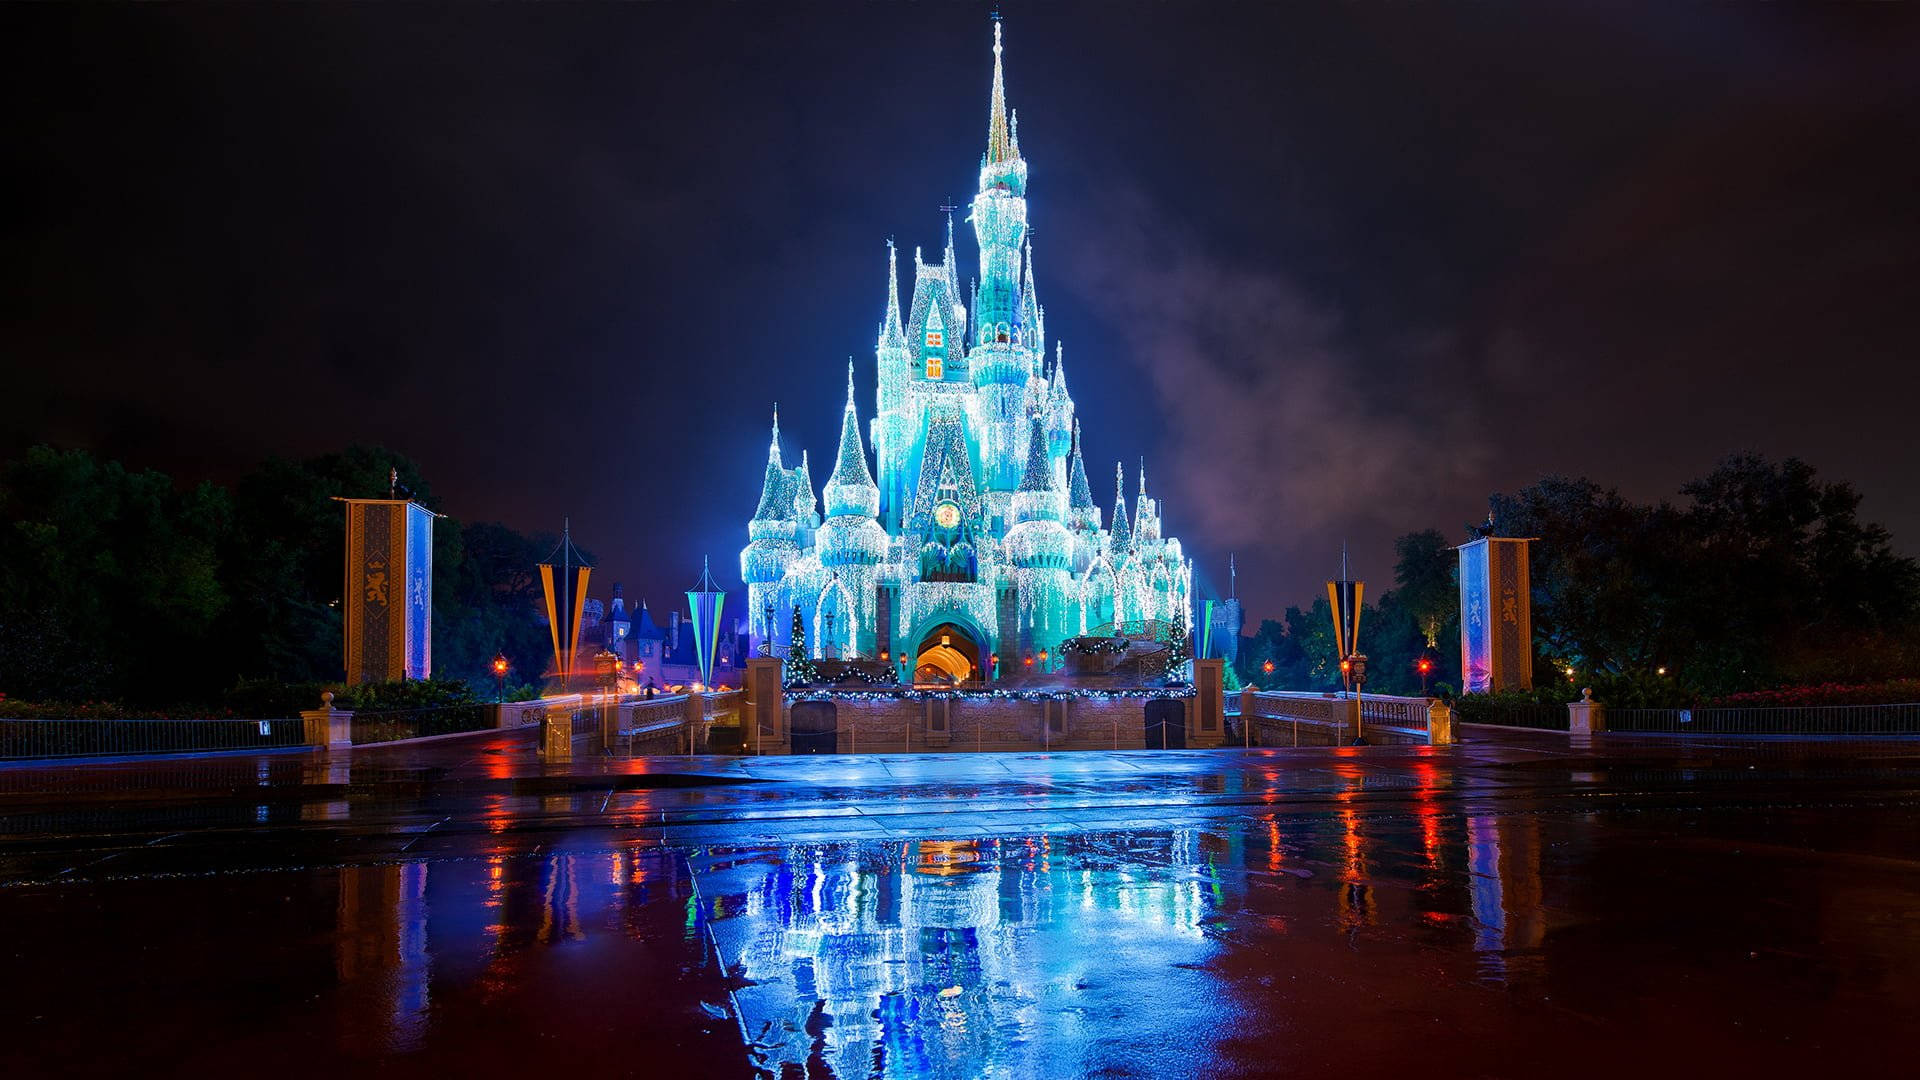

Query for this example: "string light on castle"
[741,20,1194,683]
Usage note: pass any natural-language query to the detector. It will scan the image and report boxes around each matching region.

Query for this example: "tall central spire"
[987,20,1014,164]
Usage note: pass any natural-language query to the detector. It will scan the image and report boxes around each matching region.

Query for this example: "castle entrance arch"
[914,623,981,686]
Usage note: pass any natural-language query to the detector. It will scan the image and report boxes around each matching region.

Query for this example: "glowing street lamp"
[1416,656,1435,695]
[491,653,509,703]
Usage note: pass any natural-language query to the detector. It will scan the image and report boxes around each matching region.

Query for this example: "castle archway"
[914,623,982,686]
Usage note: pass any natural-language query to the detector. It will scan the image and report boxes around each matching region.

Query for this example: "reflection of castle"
[694,835,1216,1079]
[740,23,1193,684]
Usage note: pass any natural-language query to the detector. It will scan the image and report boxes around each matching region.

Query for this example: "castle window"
[926,354,943,379]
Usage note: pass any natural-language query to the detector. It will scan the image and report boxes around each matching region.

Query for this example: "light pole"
[1347,653,1369,745]
[491,654,509,704]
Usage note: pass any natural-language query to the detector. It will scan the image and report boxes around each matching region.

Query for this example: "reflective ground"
[2,734,1918,1078]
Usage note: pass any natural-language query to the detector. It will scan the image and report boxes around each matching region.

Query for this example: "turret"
[1011,413,1064,526]
[741,407,800,650]
[1107,460,1132,556]
[971,21,1033,493]
[823,363,881,521]
[874,241,913,528]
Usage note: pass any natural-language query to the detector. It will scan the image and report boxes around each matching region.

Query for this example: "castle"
[741,23,1192,684]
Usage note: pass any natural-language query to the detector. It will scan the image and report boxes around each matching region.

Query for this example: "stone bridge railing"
[1240,690,1453,746]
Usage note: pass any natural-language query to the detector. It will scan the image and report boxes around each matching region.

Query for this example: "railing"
[1243,693,1350,747]
[349,704,489,745]
[627,695,688,734]
[1609,702,1920,735]
[1243,691,1437,745]
[0,717,305,760]
[702,690,743,723]
[1457,702,1570,731]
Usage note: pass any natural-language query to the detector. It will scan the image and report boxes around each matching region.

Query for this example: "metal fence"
[1457,702,1570,731]
[0,717,305,760]
[1608,702,1920,735]
[348,704,489,745]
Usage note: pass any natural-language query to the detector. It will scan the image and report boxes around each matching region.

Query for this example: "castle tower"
[970,21,1034,499]
[741,408,799,651]
[818,363,888,657]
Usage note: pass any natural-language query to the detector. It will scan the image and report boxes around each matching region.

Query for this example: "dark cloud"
[5,2,1918,626]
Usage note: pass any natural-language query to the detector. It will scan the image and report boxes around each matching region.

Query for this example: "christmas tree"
[1163,611,1192,684]
[783,605,817,687]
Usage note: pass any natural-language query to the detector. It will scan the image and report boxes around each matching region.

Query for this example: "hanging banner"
[1457,537,1533,693]
[342,499,434,684]
[687,558,728,687]
[538,563,592,681]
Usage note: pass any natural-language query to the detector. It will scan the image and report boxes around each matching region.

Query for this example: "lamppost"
[1347,653,1369,745]
[824,609,837,662]
[1416,656,1434,695]
[491,653,509,703]
[1261,659,1275,689]
[761,596,775,657]
[1327,549,1367,746]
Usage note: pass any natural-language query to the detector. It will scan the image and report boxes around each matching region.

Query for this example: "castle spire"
[1109,461,1133,551]
[1067,419,1094,512]
[824,359,879,518]
[987,19,1014,164]
[879,240,904,348]
[767,404,782,465]
[1017,412,1055,494]
[1051,340,1068,398]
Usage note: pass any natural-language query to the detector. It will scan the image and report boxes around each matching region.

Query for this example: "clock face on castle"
[935,501,961,530]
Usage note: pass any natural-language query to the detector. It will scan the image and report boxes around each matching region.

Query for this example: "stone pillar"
[1426,699,1455,745]
[1192,659,1225,747]
[683,690,705,755]
[1568,688,1607,735]
[744,657,786,754]
[541,707,572,760]
[301,692,352,752]
[1341,696,1364,745]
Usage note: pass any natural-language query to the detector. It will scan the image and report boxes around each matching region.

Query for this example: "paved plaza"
[3,731,1918,1077]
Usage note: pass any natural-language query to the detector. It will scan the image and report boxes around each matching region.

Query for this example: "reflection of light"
[692,830,1224,1078]
[1467,815,1506,982]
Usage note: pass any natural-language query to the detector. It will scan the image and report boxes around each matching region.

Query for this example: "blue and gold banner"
[343,499,433,684]
[1458,537,1532,693]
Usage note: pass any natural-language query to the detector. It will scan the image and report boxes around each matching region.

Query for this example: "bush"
[224,678,337,718]
[334,677,478,713]
[1708,679,1920,708]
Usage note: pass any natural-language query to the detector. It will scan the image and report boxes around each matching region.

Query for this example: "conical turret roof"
[1108,460,1132,552]
[1017,412,1055,494]
[823,361,880,519]
[878,240,905,349]
[1067,420,1094,511]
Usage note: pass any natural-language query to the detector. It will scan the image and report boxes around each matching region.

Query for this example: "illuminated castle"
[741,22,1192,682]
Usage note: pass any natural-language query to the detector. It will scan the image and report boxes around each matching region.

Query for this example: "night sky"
[8,2,1919,626]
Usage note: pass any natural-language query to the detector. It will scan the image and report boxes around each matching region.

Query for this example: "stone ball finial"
[1580,687,1594,702]
[321,690,335,707]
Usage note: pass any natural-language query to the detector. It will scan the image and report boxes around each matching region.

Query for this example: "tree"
[783,605,816,687]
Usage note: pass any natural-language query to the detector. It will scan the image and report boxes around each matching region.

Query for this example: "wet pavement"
[3,731,1919,1077]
